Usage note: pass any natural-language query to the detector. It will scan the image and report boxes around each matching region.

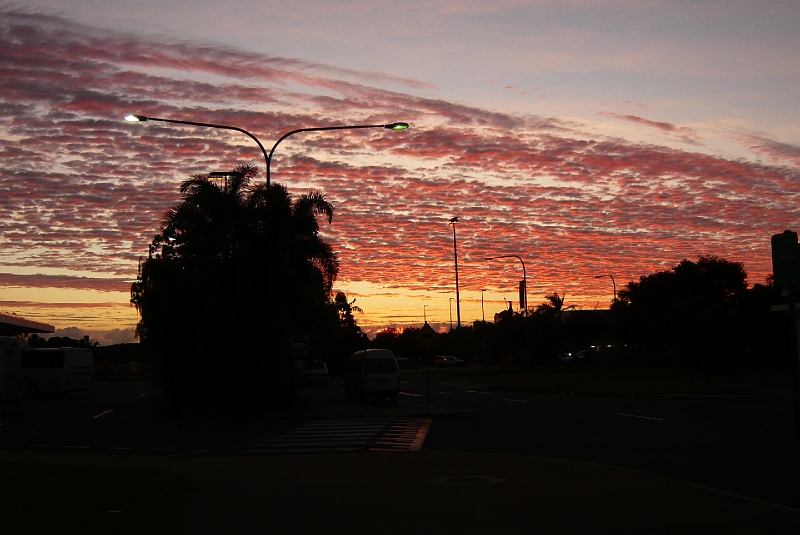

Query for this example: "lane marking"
[65,445,91,449]
[618,412,664,421]
[93,409,113,419]
[465,390,494,394]
[399,392,422,397]
[435,391,452,394]
[137,394,148,398]
[502,398,526,403]
[409,419,432,451]
[110,447,133,451]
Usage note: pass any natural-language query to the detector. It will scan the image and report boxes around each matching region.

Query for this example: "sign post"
[771,230,800,511]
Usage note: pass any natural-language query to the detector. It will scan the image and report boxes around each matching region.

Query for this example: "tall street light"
[485,255,528,316]
[423,304,428,325]
[487,254,530,364]
[449,217,462,330]
[449,298,453,331]
[267,122,408,188]
[124,114,409,192]
[594,274,617,305]
[481,289,487,322]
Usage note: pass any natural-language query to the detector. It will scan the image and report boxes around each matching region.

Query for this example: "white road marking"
[618,412,664,421]
[65,445,91,449]
[93,409,113,419]
[435,391,452,394]
[502,398,526,403]
[137,393,148,397]
[399,392,422,397]
[466,390,494,394]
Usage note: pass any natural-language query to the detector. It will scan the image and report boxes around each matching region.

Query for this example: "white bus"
[1,336,24,399]
[20,347,94,394]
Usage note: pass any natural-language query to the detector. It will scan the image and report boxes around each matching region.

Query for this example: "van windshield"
[365,358,397,374]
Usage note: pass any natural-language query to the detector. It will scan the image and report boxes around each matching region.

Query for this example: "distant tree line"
[369,256,796,375]
[23,334,98,349]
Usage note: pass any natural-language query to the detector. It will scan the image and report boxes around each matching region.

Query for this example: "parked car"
[434,355,464,367]
[300,360,329,387]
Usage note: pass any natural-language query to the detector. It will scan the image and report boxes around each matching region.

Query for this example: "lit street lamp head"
[124,115,147,122]
[385,122,409,130]
[449,216,459,224]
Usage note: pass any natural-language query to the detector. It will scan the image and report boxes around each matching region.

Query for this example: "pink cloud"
[597,111,701,145]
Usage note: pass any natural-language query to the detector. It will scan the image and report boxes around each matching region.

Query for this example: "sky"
[1,1,799,344]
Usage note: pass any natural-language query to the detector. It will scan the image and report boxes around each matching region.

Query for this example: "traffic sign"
[771,230,799,286]
[290,335,309,355]
[417,323,437,350]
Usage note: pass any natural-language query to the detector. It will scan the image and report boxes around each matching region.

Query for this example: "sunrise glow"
[2,3,799,343]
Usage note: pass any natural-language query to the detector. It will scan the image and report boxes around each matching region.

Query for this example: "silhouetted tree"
[614,255,748,373]
[130,165,340,407]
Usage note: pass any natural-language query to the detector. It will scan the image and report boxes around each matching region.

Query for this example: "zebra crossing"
[242,417,431,455]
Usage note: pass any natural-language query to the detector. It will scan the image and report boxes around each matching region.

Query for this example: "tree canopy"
[130,165,348,406]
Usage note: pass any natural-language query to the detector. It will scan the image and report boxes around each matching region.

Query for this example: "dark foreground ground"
[1,367,799,534]
[1,448,797,535]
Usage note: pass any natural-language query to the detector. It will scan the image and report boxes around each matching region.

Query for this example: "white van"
[344,349,400,401]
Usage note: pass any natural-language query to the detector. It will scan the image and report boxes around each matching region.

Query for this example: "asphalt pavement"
[2,447,797,534]
[2,374,799,533]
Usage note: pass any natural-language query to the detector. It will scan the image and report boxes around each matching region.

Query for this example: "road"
[1,372,798,510]
[399,370,799,509]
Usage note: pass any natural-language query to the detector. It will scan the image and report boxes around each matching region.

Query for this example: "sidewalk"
[2,449,797,534]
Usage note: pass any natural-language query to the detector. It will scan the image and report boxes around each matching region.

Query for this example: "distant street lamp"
[124,114,409,192]
[424,304,428,324]
[485,255,528,316]
[481,289,487,322]
[487,254,530,364]
[594,274,617,305]
[449,298,454,331]
[449,217,462,329]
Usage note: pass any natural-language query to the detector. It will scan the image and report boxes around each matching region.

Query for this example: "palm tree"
[131,165,340,406]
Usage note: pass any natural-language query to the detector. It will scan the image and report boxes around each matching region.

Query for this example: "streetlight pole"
[448,298,454,331]
[267,123,408,188]
[481,289,486,322]
[424,304,428,325]
[449,217,462,329]
[124,114,409,192]
[487,254,530,364]
[485,255,528,316]
[594,274,617,305]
